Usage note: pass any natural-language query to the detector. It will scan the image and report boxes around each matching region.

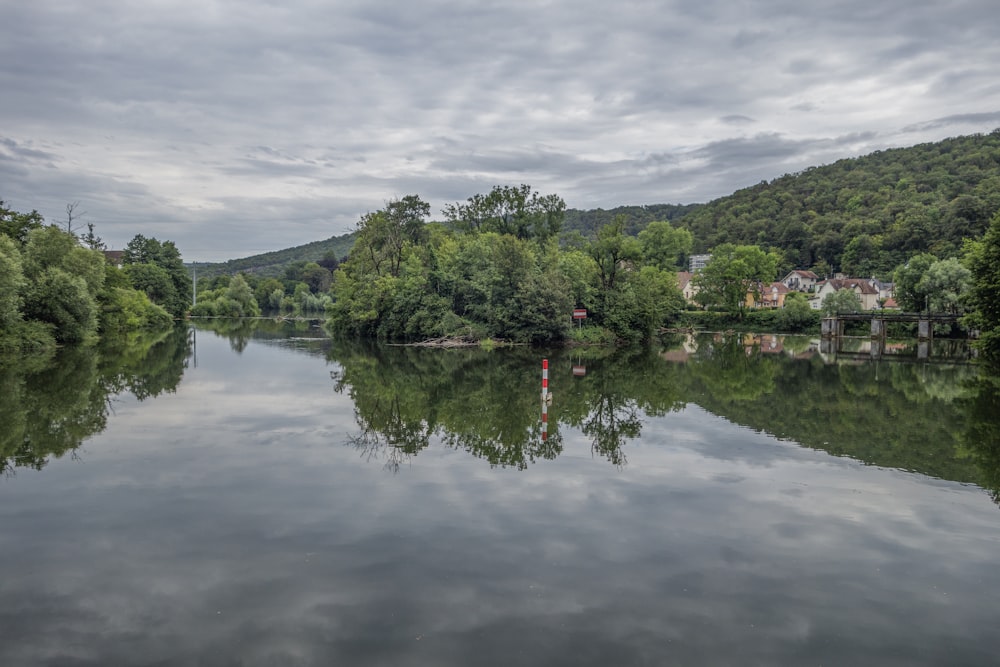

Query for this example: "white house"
[780,270,820,292]
[813,278,881,310]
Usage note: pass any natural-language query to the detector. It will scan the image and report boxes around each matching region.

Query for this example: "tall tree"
[638,220,693,271]
[122,235,191,317]
[894,253,937,312]
[692,244,780,319]
[964,212,1000,363]
[0,200,44,246]
[443,185,565,241]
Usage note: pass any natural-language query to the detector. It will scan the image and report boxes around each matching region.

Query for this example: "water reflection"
[321,329,998,503]
[0,326,191,474]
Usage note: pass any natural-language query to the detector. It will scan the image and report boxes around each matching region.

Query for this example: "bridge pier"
[918,319,933,341]
[821,317,844,338]
[871,317,886,339]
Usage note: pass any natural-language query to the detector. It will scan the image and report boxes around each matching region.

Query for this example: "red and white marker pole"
[541,358,549,441]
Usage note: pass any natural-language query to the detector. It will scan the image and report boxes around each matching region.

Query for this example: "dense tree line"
[1,201,180,351]
[325,187,688,344]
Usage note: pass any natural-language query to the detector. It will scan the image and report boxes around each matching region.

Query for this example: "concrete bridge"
[820,312,975,361]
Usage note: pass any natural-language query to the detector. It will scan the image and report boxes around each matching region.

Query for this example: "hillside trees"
[676,130,1000,275]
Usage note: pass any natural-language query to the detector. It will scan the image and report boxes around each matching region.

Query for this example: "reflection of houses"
[747,282,790,309]
[742,333,785,354]
[676,271,700,304]
[812,278,880,310]
[781,270,819,292]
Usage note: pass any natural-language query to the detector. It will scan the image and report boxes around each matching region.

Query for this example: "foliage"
[191,274,261,318]
[776,292,820,332]
[328,193,580,344]
[692,243,780,319]
[894,253,937,311]
[1,326,190,474]
[821,288,863,315]
[964,212,1000,363]
[0,200,44,246]
[122,235,192,317]
[920,257,971,314]
[562,203,701,239]
[443,184,565,242]
[638,220,694,270]
[0,235,25,331]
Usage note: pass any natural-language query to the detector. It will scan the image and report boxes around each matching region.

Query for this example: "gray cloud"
[2,0,999,260]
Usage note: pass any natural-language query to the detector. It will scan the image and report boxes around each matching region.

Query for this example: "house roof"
[676,271,693,289]
[787,270,819,279]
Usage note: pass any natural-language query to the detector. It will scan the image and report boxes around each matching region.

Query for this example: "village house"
[811,278,880,310]
[103,250,125,268]
[780,270,820,292]
[676,271,700,303]
[868,277,895,302]
[746,282,790,309]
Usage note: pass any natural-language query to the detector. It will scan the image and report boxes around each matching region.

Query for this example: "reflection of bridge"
[821,312,974,361]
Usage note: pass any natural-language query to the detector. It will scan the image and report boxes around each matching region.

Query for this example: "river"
[1,320,998,665]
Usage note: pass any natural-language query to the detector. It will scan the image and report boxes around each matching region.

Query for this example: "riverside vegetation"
[1,201,189,351]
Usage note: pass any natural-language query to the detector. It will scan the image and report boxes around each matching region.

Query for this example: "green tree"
[638,220,693,270]
[692,244,780,319]
[0,200,44,246]
[821,288,862,315]
[443,184,565,241]
[894,253,937,312]
[122,235,192,317]
[777,292,819,332]
[23,268,98,343]
[920,257,971,315]
[587,215,642,292]
[0,235,25,331]
[964,212,1000,363]
[125,263,178,313]
[351,195,431,279]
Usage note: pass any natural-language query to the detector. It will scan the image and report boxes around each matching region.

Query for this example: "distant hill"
[675,129,1000,276]
[188,232,356,279]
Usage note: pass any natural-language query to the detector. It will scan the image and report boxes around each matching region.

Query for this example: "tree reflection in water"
[0,325,191,475]
[326,333,1000,504]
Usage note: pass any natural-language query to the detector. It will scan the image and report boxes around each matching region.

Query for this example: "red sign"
[572,365,586,376]
[573,309,587,319]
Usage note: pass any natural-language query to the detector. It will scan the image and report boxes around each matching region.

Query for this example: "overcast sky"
[3,0,999,261]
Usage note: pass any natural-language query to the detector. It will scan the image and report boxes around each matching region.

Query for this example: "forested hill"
[675,129,1000,277]
[189,232,356,278]
[562,203,702,237]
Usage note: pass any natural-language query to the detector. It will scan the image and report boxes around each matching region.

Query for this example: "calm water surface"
[2,320,999,666]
